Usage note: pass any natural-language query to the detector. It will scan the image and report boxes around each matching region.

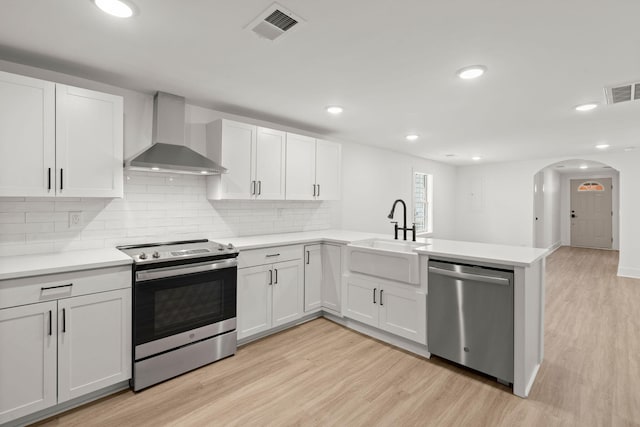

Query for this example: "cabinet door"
[315,140,341,200]
[0,301,57,424]
[343,276,378,327]
[255,127,286,200]
[237,265,272,339]
[272,259,303,327]
[285,133,316,200]
[378,283,426,344]
[0,71,55,197]
[321,244,342,313]
[304,245,322,312]
[55,84,123,198]
[220,120,256,199]
[57,289,131,403]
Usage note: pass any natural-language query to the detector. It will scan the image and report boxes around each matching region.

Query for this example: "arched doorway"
[532,159,620,250]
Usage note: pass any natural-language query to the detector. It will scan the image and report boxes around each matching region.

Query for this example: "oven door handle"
[136,259,238,282]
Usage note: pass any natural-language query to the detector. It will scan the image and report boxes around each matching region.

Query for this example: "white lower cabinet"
[237,256,303,340]
[304,244,342,314]
[0,267,131,424]
[344,274,426,344]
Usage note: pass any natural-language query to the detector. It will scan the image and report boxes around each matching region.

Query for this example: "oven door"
[134,258,237,359]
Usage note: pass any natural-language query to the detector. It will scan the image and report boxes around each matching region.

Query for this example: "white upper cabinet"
[0,71,55,197]
[0,71,124,198]
[285,134,341,200]
[285,133,317,200]
[55,85,123,198]
[206,119,285,200]
[255,127,286,200]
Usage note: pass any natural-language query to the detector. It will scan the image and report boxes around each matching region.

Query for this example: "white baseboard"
[546,242,562,254]
[617,266,640,279]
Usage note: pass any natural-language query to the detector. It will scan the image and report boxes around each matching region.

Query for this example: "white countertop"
[0,230,547,280]
[414,239,548,267]
[0,248,132,281]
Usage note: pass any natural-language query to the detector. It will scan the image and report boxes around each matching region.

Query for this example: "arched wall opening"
[532,159,620,250]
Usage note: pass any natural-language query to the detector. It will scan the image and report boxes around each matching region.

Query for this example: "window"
[413,172,433,234]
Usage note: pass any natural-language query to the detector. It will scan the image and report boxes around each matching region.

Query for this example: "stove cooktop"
[117,239,238,264]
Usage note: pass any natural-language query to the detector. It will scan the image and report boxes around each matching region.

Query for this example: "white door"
[285,133,317,200]
[237,265,272,339]
[570,178,613,249]
[343,276,379,327]
[378,283,426,344]
[55,84,123,198]
[220,120,256,199]
[272,259,303,327]
[304,245,322,312]
[315,140,341,200]
[255,127,286,200]
[0,71,55,197]
[533,171,545,248]
[0,301,57,424]
[321,244,342,313]
[57,290,131,403]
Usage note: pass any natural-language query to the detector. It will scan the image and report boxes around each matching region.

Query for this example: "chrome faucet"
[387,199,416,241]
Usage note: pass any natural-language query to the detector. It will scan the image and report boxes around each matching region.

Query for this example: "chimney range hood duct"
[125,92,227,175]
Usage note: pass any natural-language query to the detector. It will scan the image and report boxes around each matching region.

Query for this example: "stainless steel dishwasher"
[427,259,514,384]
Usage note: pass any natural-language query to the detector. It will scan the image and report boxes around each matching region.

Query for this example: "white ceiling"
[1,0,639,165]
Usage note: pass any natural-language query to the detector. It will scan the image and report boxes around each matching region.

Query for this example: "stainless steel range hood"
[125,92,227,175]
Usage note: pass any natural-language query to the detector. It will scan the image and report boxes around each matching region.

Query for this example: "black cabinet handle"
[41,283,73,291]
[317,184,320,197]
[258,181,262,195]
[269,269,273,285]
[313,184,316,197]
[47,168,51,190]
[48,310,52,336]
[251,180,255,195]
[60,168,64,190]
[380,290,384,306]
[373,288,377,304]
[265,253,280,258]
[274,268,278,284]
[306,250,310,264]
[62,308,66,333]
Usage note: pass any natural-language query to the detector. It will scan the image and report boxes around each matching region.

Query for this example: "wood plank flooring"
[35,247,640,426]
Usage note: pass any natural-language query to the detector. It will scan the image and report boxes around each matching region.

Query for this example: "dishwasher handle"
[428,266,511,286]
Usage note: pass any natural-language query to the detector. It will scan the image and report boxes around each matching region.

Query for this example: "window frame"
[412,170,433,236]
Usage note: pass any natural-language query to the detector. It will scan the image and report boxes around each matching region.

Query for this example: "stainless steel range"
[117,239,239,391]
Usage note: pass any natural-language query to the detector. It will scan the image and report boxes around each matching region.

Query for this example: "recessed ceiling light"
[457,65,487,80]
[445,154,456,157]
[579,165,588,169]
[405,134,419,142]
[151,167,160,171]
[575,103,598,112]
[595,144,610,150]
[472,156,482,161]
[93,0,136,18]
[200,171,208,174]
[326,106,343,115]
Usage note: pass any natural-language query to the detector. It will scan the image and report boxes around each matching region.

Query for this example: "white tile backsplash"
[0,171,334,256]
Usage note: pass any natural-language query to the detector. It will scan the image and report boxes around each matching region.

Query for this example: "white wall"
[543,168,561,249]
[454,152,640,278]
[559,170,619,249]
[340,142,457,238]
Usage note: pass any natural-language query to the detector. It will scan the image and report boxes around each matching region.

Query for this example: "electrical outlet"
[69,211,83,229]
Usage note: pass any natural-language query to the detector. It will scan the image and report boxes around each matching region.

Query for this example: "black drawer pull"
[41,283,73,291]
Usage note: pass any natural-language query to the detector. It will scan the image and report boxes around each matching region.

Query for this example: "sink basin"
[346,238,428,284]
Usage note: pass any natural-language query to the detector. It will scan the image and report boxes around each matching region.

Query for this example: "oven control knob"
[227,243,235,250]
[139,252,147,260]
[217,244,225,251]
[152,251,160,259]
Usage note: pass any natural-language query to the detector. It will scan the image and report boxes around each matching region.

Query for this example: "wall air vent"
[604,81,640,104]
[246,3,304,41]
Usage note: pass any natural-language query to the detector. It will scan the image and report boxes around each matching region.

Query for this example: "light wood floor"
[35,247,640,426]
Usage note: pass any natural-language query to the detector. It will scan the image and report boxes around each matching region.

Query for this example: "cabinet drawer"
[238,245,303,269]
[0,265,131,310]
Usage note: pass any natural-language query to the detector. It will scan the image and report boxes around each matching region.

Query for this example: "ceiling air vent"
[246,3,304,41]
[604,81,640,104]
